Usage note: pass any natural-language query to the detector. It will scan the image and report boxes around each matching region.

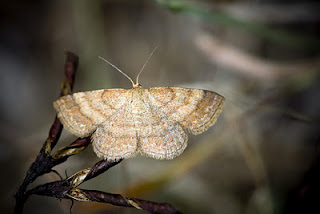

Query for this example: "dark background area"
[1,0,320,213]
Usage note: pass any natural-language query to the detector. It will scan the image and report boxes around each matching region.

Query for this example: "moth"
[54,51,224,161]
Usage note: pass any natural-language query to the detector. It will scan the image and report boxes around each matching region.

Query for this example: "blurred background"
[1,0,320,213]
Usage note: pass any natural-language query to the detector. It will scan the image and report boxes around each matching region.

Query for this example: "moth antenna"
[136,45,159,86]
[99,56,136,87]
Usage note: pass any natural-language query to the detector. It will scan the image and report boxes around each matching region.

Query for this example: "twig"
[25,160,123,199]
[77,189,181,214]
[26,158,180,213]
[14,50,80,214]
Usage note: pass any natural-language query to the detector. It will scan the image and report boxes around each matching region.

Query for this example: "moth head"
[99,45,158,89]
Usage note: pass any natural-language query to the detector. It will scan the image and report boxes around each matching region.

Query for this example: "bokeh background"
[1,0,320,213]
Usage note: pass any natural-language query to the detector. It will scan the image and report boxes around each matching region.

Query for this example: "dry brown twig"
[14,51,181,214]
